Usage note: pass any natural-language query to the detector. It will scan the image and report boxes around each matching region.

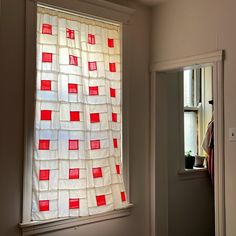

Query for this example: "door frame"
[149,50,225,236]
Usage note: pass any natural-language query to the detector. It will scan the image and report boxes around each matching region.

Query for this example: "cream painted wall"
[0,1,150,236]
[151,0,236,235]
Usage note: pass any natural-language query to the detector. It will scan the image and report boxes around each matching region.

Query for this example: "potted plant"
[185,150,195,169]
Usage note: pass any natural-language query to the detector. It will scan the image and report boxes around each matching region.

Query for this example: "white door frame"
[149,50,225,236]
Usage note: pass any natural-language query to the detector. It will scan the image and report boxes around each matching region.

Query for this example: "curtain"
[32,6,127,220]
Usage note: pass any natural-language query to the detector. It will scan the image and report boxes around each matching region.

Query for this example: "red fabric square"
[69,168,80,179]
[88,62,97,71]
[39,200,49,211]
[88,34,95,44]
[69,140,79,150]
[92,167,103,178]
[89,86,99,96]
[96,195,106,206]
[112,113,117,122]
[42,52,53,63]
[121,192,126,202]
[90,113,100,123]
[39,170,50,180]
[110,88,116,97]
[116,165,120,174]
[39,140,50,150]
[109,63,116,72]
[68,83,78,94]
[41,110,52,121]
[69,55,78,66]
[90,140,100,150]
[108,38,114,48]
[113,138,118,148]
[66,28,75,39]
[70,111,80,121]
[69,198,80,209]
[41,80,51,91]
[42,24,52,35]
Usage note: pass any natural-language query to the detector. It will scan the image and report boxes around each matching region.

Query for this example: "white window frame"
[20,1,135,235]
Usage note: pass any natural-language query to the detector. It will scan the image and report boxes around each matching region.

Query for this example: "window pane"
[184,70,194,107]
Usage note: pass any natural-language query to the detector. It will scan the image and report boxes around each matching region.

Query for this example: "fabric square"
[42,52,53,63]
[68,83,78,94]
[113,138,118,148]
[69,198,80,209]
[69,168,80,179]
[89,86,99,96]
[112,113,117,122]
[96,195,106,206]
[110,88,116,98]
[38,140,50,150]
[116,165,120,174]
[108,38,114,48]
[70,111,80,121]
[39,169,50,180]
[39,200,49,211]
[90,140,100,150]
[41,80,51,91]
[69,140,79,150]
[88,62,97,71]
[66,28,75,39]
[42,24,52,35]
[121,192,126,202]
[88,34,95,44]
[90,113,100,123]
[69,55,78,66]
[92,167,103,178]
[41,110,52,121]
[109,63,116,72]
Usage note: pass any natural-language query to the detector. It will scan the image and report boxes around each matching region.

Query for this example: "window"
[31,5,128,221]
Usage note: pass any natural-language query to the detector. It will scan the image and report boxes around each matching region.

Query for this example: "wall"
[151,0,236,235]
[0,1,150,236]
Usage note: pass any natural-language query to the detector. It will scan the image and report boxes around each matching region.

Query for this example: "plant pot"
[194,155,205,167]
[185,156,195,169]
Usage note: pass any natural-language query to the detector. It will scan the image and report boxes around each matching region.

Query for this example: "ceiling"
[135,0,166,6]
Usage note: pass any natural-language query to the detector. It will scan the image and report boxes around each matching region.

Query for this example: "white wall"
[151,0,236,235]
[0,1,151,236]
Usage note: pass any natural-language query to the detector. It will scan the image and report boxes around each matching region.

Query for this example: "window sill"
[19,204,133,236]
[177,167,209,179]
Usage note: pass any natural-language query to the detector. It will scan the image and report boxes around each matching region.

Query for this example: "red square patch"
[88,62,97,71]
[39,170,50,180]
[41,110,52,121]
[110,88,116,97]
[90,140,100,150]
[70,111,80,121]
[69,198,80,209]
[69,55,78,66]
[42,52,53,63]
[92,167,103,178]
[116,165,120,174]
[68,83,78,94]
[108,38,114,48]
[109,63,116,72]
[112,113,117,122]
[89,86,99,96]
[39,200,49,211]
[42,24,52,35]
[41,80,51,91]
[90,113,100,123]
[69,140,79,150]
[66,28,75,39]
[121,192,126,202]
[69,168,80,179]
[88,34,95,44]
[113,138,118,148]
[96,195,106,206]
[39,140,50,150]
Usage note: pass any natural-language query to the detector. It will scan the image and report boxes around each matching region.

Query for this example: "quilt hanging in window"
[32,6,127,220]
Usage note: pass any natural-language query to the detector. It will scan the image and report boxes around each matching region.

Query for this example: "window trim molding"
[150,50,225,236]
[22,0,134,229]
